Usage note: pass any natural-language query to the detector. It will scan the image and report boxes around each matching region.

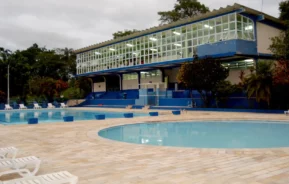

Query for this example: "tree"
[177,57,229,107]
[112,29,139,39]
[28,76,68,102]
[62,77,92,99]
[269,0,289,59]
[244,61,273,107]
[212,81,241,108]
[267,0,289,109]
[55,47,76,77]
[279,0,289,22]
[158,0,209,24]
[273,59,289,85]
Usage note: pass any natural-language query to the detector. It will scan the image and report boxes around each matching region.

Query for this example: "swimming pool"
[98,121,289,148]
[0,109,147,125]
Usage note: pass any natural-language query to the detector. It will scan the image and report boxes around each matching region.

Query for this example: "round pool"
[98,121,289,148]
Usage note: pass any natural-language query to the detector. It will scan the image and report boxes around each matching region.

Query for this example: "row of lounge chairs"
[4,103,68,110]
[0,146,78,184]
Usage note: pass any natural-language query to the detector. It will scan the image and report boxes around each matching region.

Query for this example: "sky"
[0,0,282,51]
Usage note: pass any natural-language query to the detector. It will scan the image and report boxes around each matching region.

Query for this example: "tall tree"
[112,29,139,39]
[158,0,209,24]
[279,0,289,22]
[269,0,289,58]
[177,57,229,107]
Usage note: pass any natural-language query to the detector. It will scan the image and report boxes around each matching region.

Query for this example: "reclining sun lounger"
[19,104,27,110]
[4,104,13,110]
[33,103,42,109]
[60,103,68,108]
[1,171,78,184]
[0,147,18,160]
[48,103,55,109]
[0,156,41,177]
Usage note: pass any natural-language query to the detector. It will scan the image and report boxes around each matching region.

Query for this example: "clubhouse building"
[74,3,284,107]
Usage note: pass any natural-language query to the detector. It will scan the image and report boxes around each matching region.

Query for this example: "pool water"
[98,121,289,148]
[0,109,147,125]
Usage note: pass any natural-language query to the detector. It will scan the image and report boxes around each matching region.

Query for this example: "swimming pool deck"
[1,107,289,184]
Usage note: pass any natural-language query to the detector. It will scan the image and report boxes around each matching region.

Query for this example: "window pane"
[215,17,222,25]
[229,13,235,22]
[230,22,235,30]
[222,15,229,24]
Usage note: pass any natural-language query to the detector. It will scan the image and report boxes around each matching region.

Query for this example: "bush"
[62,87,85,99]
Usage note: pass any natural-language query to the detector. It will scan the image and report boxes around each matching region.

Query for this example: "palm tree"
[244,61,273,106]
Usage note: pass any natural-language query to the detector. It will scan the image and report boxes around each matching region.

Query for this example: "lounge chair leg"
[28,159,41,176]
[0,168,31,177]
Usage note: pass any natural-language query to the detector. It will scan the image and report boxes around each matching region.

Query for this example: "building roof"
[74,3,283,54]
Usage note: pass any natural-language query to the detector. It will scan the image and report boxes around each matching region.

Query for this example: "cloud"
[0,0,282,51]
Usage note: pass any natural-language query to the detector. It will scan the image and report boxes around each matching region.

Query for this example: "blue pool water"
[98,121,289,148]
[0,109,147,125]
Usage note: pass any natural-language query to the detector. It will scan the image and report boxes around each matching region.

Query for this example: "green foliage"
[62,87,85,99]
[244,61,273,106]
[269,31,289,59]
[0,90,5,103]
[112,29,139,39]
[28,76,68,102]
[61,77,92,99]
[212,81,242,108]
[273,59,289,85]
[269,0,289,59]
[177,57,229,107]
[158,0,209,24]
[0,44,76,99]
[279,0,289,22]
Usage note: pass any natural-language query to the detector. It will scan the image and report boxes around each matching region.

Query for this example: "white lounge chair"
[0,156,41,177]
[60,103,68,108]
[0,147,18,160]
[19,104,27,110]
[48,103,55,109]
[1,171,78,184]
[33,103,42,109]
[126,105,133,109]
[285,110,289,115]
[142,105,150,110]
[4,104,13,110]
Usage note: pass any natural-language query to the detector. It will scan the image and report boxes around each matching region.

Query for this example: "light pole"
[7,64,10,105]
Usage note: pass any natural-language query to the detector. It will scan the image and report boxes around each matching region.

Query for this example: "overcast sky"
[0,0,282,51]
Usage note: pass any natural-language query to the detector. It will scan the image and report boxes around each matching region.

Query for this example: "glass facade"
[123,72,138,80]
[222,59,255,69]
[77,13,255,75]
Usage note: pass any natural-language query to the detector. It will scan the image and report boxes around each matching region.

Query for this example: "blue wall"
[86,99,135,106]
[159,97,259,109]
[197,39,257,57]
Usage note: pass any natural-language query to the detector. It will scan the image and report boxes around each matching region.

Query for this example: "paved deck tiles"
[1,108,289,183]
